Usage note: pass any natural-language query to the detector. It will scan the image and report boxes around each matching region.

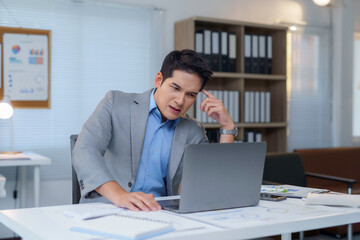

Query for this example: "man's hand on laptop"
[95,181,161,211]
[115,191,161,212]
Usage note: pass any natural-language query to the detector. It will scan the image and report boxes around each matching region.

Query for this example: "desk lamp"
[0,96,20,154]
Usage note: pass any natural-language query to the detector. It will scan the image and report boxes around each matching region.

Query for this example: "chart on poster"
[3,33,48,101]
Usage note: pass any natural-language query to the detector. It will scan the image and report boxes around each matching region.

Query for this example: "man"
[72,49,237,211]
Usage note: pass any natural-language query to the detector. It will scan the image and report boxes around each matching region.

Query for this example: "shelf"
[213,72,286,80]
[190,16,288,30]
[175,16,288,152]
[203,122,287,129]
[241,74,287,81]
[239,122,287,128]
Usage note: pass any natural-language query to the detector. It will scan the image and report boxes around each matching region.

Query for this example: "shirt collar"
[150,88,180,128]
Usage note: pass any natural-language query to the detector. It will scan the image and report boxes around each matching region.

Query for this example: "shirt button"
[128,182,132,188]
[153,148,156,152]
[147,172,151,176]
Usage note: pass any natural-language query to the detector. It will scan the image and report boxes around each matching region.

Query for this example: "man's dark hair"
[160,49,213,91]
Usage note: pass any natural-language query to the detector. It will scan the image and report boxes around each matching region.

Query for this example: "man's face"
[154,70,202,121]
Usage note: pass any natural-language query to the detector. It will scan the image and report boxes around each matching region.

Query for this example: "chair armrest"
[305,172,357,184]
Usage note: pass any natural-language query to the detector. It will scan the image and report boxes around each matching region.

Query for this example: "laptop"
[158,142,267,213]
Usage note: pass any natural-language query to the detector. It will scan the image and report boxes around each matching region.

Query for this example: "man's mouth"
[169,105,181,113]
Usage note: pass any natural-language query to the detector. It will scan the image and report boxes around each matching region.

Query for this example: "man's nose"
[175,93,185,105]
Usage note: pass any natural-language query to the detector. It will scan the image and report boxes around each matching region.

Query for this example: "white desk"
[0,198,359,240]
[0,152,51,207]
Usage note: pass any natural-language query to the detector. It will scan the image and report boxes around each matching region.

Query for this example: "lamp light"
[312,0,333,6]
[289,26,297,31]
[0,96,20,154]
[0,96,14,119]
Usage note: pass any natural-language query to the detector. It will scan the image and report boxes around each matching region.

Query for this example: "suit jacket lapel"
[130,89,152,177]
[168,117,188,181]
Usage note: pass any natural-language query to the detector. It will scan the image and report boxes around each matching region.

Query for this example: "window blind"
[0,0,163,180]
[287,27,333,151]
[353,34,360,138]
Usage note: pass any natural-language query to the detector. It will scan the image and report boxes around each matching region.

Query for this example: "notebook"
[305,192,360,208]
[159,142,267,213]
[71,214,174,240]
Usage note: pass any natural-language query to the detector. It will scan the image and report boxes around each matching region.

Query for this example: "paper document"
[63,203,125,220]
[62,202,206,232]
[261,185,329,198]
[116,210,207,232]
[184,198,349,229]
[305,193,360,208]
[71,214,174,240]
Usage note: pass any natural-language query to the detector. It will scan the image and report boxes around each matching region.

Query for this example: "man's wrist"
[220,122,235,130]
[220,125,238,137]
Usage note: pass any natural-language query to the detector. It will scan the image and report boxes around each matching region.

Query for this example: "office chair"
[263,152,307,187]
[263,152,357,240]
[70,134,81,204]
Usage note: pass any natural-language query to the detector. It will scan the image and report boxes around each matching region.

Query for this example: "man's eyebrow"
[171,82,182,88]
[171,82,199,94]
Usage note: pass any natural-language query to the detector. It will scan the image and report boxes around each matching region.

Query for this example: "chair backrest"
[263,152,307,187]
[70,134,80,204]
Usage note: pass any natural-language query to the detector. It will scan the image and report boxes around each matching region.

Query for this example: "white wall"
[114,0,332,59]
[0,0,358,237]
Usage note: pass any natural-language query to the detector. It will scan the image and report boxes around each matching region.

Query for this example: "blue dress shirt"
[131,89,179,196]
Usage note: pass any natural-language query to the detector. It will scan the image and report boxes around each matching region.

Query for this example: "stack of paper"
[305,193,360,208]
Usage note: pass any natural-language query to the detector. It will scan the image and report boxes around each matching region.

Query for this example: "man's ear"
[154,72,163,88]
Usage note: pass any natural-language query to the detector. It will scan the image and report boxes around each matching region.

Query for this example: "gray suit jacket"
[72,89,208,203]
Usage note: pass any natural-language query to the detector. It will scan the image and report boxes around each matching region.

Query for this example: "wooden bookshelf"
[175,16,288,152]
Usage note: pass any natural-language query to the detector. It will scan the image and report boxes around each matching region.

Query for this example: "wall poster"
[3,33,48,101]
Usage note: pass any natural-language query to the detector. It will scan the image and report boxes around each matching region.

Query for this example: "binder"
[265,92,271,123]
[249,91,254,123]
[260,92,266,123]
[211,31,220,72]
[228,32,237,72]
[244,91,250,123]
[220,31,229,72]
[255,131,262,142]
[204,30,212,69]
[258,35,266,74]
[251,35,259,73]
[266,35,272,74]
[247,131,255,142]
[234,91,239,123]
[229,91,235,122]
[254,91,260,123]
[223,90,229,119]
[244,34,252,73]
[206,129,220,143]
[194,30,204,57]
